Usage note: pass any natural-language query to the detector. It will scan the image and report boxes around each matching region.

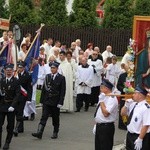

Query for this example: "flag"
[24,33,40,85]
[0,18,10,30]
[0,45,9,67]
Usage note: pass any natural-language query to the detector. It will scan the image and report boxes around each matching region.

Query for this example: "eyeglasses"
[93,54,98,56]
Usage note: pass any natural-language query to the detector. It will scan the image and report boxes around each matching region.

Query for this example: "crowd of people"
[0,30,150,150]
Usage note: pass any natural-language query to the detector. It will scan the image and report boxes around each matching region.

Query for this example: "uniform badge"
[135,117,138,122]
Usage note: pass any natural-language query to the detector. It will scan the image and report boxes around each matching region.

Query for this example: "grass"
[36,89,42,105]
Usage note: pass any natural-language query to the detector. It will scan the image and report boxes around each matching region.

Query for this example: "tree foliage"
[134,0,150,16]
[9,0,40,24]
[102,0,134,29]
[40,0,68,26]
[0,0,9,18]
[70,0,98,28]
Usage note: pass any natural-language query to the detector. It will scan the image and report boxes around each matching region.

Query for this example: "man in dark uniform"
[32,61,66,139]
[0,64,20,150]
[13,61,32,137]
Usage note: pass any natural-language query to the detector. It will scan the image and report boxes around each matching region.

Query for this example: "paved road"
[1,105,126,150]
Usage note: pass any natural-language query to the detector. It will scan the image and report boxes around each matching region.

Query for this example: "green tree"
[40,0,68,26]
[103,0,134,29]
[134,0,150,16]
[9,0,40,24]
[70,0,98,28]
[0,0,9,18]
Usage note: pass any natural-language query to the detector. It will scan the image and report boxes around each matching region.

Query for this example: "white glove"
[92,124,96,135]
[98,93,106,102]
[27,101,31,105]
[57,104,63,108]
[125,98,133,108]
[8,106,14,112]
[146,68,150,75]
[134,137,143,150]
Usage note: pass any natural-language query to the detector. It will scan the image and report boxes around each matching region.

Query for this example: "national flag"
[0,18,10,30]
[0,45,9,67]
[24,33,40,85]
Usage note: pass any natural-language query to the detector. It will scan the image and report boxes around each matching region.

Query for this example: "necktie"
[127,103,138,125]
[94,103,100,118]
[51,75,54,81]
[6,79,9,84]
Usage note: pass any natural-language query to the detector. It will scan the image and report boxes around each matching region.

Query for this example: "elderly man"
[88,47,103,63]
[121,86,150,150]
[75,57,93,112]
[102,45,113,63]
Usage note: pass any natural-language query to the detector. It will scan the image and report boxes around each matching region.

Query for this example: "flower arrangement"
[123,80,135,94]
[126,38,136,82]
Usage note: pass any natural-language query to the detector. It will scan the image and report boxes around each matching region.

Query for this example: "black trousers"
[15,95,27,121]
[118,99,127,130]
[76,94,90,110]
[0,111,15,143]
[15,95,27,132]
[40,104,60,133]
[95,123,115,150]
[126,132,150,150]
[90,86,100,105]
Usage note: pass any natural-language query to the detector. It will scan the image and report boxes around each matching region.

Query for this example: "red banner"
[0,18,10,30]
[133,16,150,53]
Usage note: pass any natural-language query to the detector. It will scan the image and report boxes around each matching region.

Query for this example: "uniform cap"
[135,86,148,96]
[17,61,26,68]
[49,61,60,68]
[101,78,114,90]
[4,63,14,70]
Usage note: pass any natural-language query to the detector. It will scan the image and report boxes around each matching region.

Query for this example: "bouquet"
[123,81,135,94]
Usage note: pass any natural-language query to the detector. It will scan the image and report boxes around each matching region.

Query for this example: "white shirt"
[102,50,113,63]
[95,94,118,123]
[43,43,52,60]
[121,53,131,65]
[18,51,26,61]
[127,100,150,134]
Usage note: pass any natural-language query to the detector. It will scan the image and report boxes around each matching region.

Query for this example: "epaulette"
[145,103,150,109]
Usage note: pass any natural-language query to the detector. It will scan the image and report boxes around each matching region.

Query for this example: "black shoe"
[74,109,80,112]
[13,130,18,137]
[18,130,24,133]
[30,113,35,121]
[51,133,58,139]
[3,143,9,150]
[23,116,29,121]
[32,133,42,139]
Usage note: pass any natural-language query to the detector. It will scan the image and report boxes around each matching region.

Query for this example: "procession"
[1,0,150,150]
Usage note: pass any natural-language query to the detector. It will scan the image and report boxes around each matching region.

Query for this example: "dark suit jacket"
[18,71,32,101]
[40,73,66,106]
[0,76,21,112]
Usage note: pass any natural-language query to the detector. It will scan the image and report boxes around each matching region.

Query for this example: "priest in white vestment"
[75,57,94,112]
[88,51,104,105]
[59,51,73,112]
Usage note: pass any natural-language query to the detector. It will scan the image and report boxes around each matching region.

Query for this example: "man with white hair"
[102,45,113,63]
